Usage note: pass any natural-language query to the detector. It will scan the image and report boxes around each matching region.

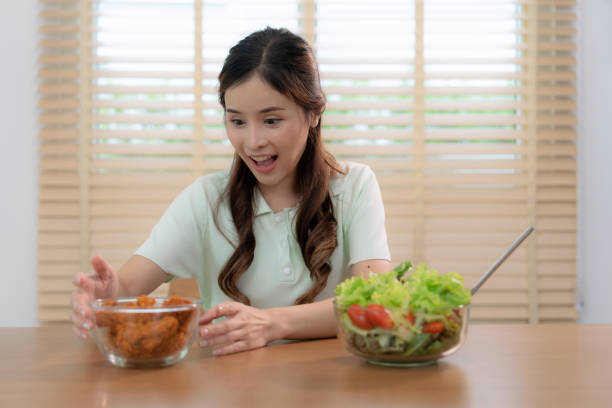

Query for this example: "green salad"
[334,261,472,358]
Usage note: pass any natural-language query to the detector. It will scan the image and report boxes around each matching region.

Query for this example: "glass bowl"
[89,295,203,368]
[334,301,470,367]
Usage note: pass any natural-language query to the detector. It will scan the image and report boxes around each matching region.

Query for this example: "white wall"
[577,0,612,323]
[0,1,610,326]
[0,0,39,326]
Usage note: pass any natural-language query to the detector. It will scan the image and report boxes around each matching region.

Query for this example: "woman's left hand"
[198,301,281,356]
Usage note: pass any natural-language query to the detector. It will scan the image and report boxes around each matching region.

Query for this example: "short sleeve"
[135,179,209,279]
[344,164,391,265]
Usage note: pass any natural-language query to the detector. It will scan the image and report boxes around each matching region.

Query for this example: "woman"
[71,27,391,356]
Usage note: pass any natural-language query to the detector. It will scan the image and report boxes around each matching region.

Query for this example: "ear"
[308,111,321,128]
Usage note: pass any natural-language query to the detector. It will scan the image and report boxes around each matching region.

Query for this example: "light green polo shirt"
[135,161,390,311]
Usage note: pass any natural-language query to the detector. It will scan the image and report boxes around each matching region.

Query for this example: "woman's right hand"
[71,255,119,339]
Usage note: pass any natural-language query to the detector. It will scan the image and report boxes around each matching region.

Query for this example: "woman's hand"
[198,302,281,356]
[71,255,119,339]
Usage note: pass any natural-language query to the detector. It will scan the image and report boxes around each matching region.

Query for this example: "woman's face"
[224,74,317,197]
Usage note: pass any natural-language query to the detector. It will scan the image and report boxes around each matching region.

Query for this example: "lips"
[250,155,278,172]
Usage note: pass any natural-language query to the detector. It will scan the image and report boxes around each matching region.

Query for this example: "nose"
[245,124,267,150]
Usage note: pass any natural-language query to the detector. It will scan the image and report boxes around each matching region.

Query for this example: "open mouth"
[250,155,278,171]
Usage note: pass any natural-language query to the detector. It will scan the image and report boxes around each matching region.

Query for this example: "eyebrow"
[226,106,286,114]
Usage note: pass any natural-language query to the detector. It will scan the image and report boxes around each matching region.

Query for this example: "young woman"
[71,27,391,356]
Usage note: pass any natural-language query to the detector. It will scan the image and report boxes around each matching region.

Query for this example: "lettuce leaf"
[407,263,472,314]
[335,261,471,314]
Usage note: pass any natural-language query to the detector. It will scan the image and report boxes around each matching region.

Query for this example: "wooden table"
[1,324,611,407]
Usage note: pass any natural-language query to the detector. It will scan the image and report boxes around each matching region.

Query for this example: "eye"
[264,118,282,125]
[229,118,245,127]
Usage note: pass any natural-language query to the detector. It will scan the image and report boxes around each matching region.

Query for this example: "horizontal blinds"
[39,0,82,322]
[38,0,577,324]
[317,0,577,323]
[38,0,302,322]
[528,0,577,323]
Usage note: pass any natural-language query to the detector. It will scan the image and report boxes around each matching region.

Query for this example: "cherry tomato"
[365,304,394,329]
[404,311,415,325]
[423,321,444,334]
[347,304,373,330]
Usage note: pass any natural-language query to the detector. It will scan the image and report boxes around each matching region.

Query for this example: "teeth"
[251,155,274,163]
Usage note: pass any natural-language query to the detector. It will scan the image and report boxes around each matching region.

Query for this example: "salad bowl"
[334,301,470,367]
[334,261,472,367]
[336,227,534,367]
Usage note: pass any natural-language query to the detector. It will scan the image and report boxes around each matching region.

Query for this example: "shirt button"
[289,209,296,217]
[274,214,282,223]
[281,239,287,248]
[283,267,291,276]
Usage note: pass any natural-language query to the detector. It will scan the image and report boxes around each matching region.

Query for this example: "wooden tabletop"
[1,324,611,407]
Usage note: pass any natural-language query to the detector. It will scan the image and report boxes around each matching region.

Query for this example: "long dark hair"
[214,27,344,305]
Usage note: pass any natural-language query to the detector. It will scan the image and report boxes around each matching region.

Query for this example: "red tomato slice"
[365,304,394,329]
[347,304,373,330]
[422,321,444,334]
[404,311,415,325]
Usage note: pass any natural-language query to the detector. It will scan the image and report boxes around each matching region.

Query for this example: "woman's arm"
[198,258,391,355]
[115,255,173,297]
[71,254,172,339]
[270,258,391,340]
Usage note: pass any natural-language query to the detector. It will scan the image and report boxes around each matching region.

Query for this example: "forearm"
[267,297,336,341]
[265,259,392,342]
[116,276,131,297]
[115,255,172,297]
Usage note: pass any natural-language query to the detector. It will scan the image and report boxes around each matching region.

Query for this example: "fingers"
[71,289,94,335]
[72,289,91,318]
[71,272,82,287]
[198,301,240,325]
[197,302,273,356]
[200,327,247,348]
[199,304,243,349]
[211,340,251,356]
[201,325,267,356]
[91,254,114,281]
[72,272,88,290]
[71,311,92,339]
[199,315,242,339]
[72,324,89,340]
[72,272,96,298]
[70,257,113,341]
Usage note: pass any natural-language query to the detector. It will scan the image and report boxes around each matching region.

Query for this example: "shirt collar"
[252,164,346,217]
[253,187,274,216]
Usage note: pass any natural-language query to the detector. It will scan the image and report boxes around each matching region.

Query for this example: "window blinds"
[37,0,577,324]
